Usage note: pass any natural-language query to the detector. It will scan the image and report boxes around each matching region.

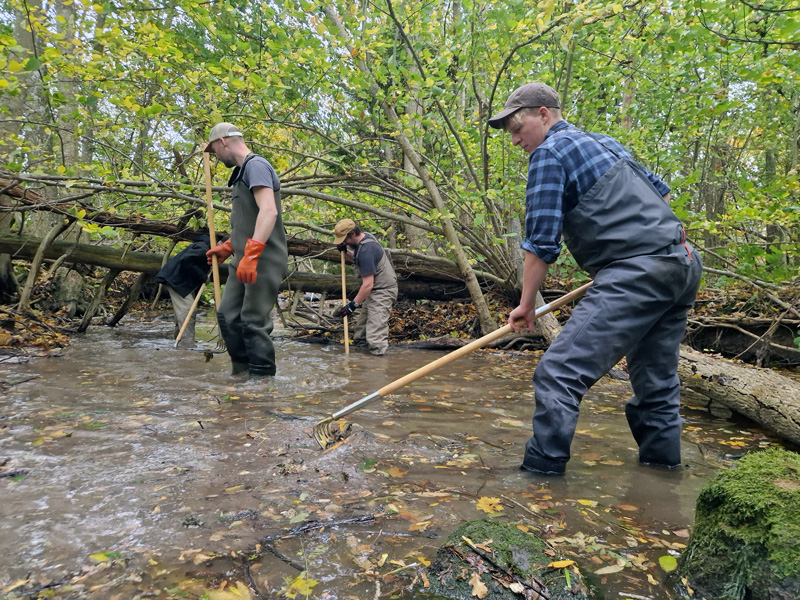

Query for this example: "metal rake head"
[312,418,351,450]
[214,335,226,352]
[312,418,335,449]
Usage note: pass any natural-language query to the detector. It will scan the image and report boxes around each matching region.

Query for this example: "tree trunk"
[107,272,149,326]
[321,5,498,335]
[78,268,120,333]
[17,219,69,311]
[678,347,800,446]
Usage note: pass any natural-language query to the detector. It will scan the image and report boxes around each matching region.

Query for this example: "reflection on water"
[0,315,785,599]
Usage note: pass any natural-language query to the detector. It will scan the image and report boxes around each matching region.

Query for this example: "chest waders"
[352,234,398,355]
[522,145,703,475]
[216,155,289,377]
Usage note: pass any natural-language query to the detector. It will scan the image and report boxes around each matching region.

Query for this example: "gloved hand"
[336,243,348,253]
[206,239,234,264]
[236,238,266,284]
[338,300,361,318]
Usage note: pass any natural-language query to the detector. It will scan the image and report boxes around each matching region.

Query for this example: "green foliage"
[0,0,797,287]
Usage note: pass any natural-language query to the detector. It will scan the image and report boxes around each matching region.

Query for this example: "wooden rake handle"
[175,283,205,347]
[376,281,593,398]
[341,250,349,354]
[203,153,222,308]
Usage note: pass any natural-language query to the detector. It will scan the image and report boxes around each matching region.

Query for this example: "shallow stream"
[0,315,786,599]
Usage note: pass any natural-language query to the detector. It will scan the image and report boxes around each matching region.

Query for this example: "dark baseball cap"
[488,83,560,129]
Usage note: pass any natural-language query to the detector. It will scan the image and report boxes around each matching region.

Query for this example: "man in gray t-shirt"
[334,219,397,356]
[204,122,288,377]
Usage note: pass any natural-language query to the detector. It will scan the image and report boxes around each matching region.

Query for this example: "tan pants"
[353,286,397,355]
[167,285,197,347]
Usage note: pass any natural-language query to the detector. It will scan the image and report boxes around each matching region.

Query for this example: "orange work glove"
[206,239,234,264]
[236,238,265,284]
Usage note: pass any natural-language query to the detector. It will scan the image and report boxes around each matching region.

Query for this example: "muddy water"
[0,315,785,599]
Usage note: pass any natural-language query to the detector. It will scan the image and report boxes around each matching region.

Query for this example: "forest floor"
[1,275,799,370]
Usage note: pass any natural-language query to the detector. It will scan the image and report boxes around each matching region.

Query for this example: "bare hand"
[509,305,537,332]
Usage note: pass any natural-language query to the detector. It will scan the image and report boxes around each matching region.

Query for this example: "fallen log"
[1,178,506,287]
[0,232,469,300]
[678,347,800,446]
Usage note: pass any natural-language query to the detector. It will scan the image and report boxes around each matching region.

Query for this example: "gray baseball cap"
[204,122,243,152]
[488,83,560,129]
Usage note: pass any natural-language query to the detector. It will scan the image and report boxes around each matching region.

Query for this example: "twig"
[455,537,551,599]
[241,555,271,599]
[687,319,799,354]
[500,494,561,522]
[702,265,799,319]
[260,514,376,542]
[260,541,305,572]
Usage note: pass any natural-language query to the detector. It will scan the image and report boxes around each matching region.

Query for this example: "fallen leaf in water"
[659,555,678,572]
[475,496,503,514]
[207,580,253,599]
[280,573,318,599]
[469,572,488,598]
[577,499,598,507]
[581,453,604,461]
[387,466,407,477]
[89,551,122,563]
[595,564,624,575]
[548,560,575,568]
[673,528,690,538]
[617,504,639,511]
[3,580,29,593]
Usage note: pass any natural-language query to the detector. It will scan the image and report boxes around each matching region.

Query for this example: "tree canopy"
[1,0,798,330]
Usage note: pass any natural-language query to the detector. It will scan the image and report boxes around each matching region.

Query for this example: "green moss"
[680,448,800,600]
[425,519,591,600]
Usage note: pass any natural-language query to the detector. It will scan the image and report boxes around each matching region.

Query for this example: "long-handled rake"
[312,281,593,449]
[203,152,225,352]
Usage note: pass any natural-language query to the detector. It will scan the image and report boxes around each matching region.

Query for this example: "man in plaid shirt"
[489,83,702,475]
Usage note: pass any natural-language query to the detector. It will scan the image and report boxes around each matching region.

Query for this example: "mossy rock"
[423,519,592,600]
[680,448,800,600]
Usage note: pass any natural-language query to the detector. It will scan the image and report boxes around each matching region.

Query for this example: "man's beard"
[221,156,237,168]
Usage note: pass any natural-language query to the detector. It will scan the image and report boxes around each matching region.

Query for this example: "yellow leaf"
[612,3,623,13]
[595,564,624,575]
[3,580,29,593]
[469,572,488,599]
[475,496,503,514]
[387,466,407,477]
[207,581,253,599]
[409,520,431,532]
[89,551,119,563]
[577,499,598,507]
[548,560,576,568]
[417,555,431,567]
[280,573,318,599]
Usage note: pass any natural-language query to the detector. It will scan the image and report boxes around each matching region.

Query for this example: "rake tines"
[312,418,351,450]
[312,418,335,449]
